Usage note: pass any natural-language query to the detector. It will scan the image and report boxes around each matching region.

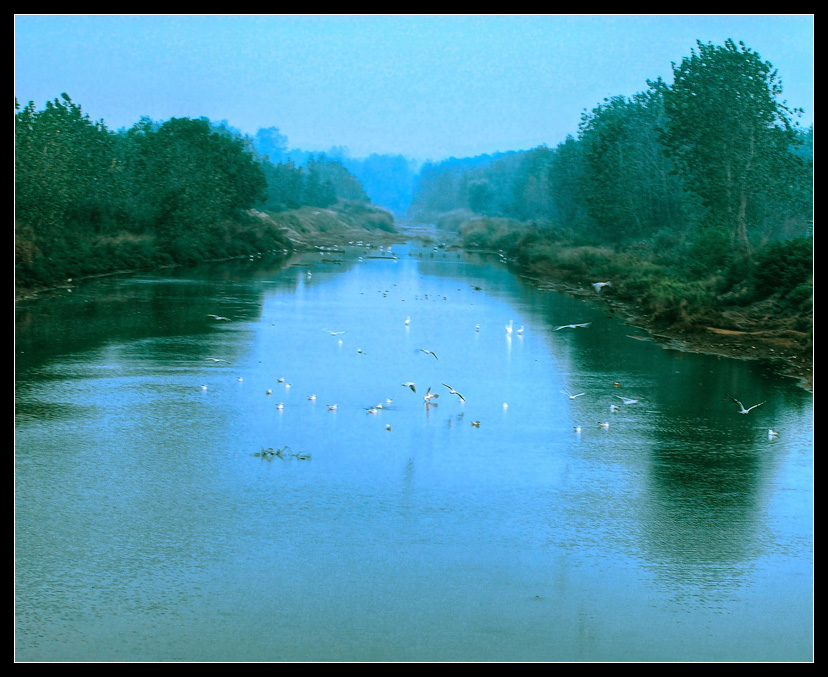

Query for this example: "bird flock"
[200,271,778,448]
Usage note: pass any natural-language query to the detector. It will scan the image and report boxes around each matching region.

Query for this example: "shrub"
[751,237,813,300]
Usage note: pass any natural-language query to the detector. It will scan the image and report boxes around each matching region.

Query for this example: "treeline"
[14,95,378,289]
[407,40,813,332]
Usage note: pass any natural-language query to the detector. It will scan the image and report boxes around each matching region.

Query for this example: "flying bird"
[728,396,765,415]
[420,349,439,360]
[505,320,514,335]
[553,322,591,331]
[592,282,612,293]
[768,429,779,439]
[423,387,440,404]
[561,389,585,400]
[207,314,231,321]
[324,329,346,336]
[616,396,641,405]
[442,383,466,402]
[402,382,416,393]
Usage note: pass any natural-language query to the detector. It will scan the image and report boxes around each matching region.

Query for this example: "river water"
[15,240,813,662]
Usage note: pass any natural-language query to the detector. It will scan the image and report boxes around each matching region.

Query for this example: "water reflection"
[15,240,813,661]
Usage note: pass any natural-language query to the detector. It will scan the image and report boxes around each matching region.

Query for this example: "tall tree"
[660,39,804,260]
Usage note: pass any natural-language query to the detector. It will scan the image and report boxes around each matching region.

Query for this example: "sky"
[14,14,814,164]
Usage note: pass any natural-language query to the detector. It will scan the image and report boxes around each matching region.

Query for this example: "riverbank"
[16,219,812,392]
[512,272,814,393]
[399,222,813,392]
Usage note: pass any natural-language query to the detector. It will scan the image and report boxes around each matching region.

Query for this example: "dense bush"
[750,237,813,300]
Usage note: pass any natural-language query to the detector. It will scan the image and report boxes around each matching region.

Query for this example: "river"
[15,239,813,662]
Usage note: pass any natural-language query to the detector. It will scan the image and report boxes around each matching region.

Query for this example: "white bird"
[561,389,585,400]
[616,396,641,405]
[200,385,208,391]
[402,382,416,393]
[506,320,514,335]
[573,425,582,434]
[728,396,765,415]
[423,387,440,404]
[205,357,226,363]
[768,429,779,439]
[307,394,316,400]
[207,314,231,321]
[553,322,591,331]
[324,329,346,336]
[610,404,620,412]
[405,316,411,326]
[327,404,338,411]
[276,402,284,410]
[471,420,481,428]
[475,323,480,332]
[442,383,466,403]
[517,325,525,335]
[592,282,612,293]
[420,348,439,360]
[599,421,610,429]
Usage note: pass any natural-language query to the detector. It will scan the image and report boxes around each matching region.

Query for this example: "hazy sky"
[14,14,814,163]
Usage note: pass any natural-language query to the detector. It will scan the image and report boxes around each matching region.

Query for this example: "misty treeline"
[407,40,813,330]
[14,97,380,288]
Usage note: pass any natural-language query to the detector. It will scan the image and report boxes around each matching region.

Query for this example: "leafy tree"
[660,39,805,260]
[577,86,692,242]
[254,126,289,163]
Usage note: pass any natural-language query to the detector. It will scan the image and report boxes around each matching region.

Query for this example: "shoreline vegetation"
[16,216,813,393]
[15,40,812,391]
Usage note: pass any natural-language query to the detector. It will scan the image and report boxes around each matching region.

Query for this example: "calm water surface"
[15,241,813,661]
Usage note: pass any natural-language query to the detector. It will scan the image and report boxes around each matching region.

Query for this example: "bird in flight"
[207,314,231,321]
[615,396,641,405]
[402,382,416,393]
[324,329,346,336]
[592,282,612,293]
[553,322,591,331]
[442,383,466,402]
[423,387,440,404]
[561,389,585,400]
[420,349,439,360]
[768,429,779,439]
[728,396,765,415]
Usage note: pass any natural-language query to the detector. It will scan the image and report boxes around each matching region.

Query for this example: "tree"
[660,39,804,260]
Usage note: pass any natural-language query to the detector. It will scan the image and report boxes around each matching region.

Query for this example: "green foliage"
[750,237,813,300]
[15,95,377,290]
[686,227,736,276]
[660,39,805,258]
